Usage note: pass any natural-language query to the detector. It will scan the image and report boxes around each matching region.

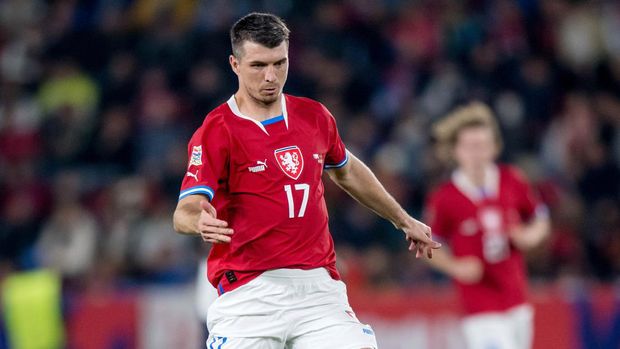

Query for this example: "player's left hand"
[508,225,536,251]
[402,217,441,259]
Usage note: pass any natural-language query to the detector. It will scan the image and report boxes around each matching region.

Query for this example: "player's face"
[453,126,498,172]
[230,41,289,106]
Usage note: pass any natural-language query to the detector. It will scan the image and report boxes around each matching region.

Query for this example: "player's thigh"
[288,322,377,349]
[462,313,517,349]
[206,335,283,349]
[509,305,534,349]
[287,279,377,349]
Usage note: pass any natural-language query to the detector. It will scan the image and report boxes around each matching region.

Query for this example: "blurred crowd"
[1,0,619,292]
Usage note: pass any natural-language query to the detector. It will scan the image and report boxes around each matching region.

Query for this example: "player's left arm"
[326,151,441,258]
[509,210,550,252]
[508,169,551,252]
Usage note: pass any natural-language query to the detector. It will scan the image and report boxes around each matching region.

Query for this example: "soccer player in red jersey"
[424,102,550,349]
[173,12,441,349]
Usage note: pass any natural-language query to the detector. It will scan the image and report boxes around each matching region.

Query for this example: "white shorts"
[462,304,534,349]
[196,259,219,324]
[206,268,377,349]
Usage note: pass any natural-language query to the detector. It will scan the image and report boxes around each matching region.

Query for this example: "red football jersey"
[426,165,545,315]
[179,95,348,293]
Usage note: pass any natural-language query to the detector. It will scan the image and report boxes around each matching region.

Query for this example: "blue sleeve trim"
[324,151,349,169]
[178,185,214,201]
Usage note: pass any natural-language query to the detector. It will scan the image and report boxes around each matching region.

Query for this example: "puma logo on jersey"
[248,159,267,173]
[186,170,199,181]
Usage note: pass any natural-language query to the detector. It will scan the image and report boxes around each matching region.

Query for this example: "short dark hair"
[230,12,290,58]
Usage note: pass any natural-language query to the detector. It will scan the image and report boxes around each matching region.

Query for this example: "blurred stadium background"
[0,0,619,348]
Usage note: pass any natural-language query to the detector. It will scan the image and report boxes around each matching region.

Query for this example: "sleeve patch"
[189,145,203,167]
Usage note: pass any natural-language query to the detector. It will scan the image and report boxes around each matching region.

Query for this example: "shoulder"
[204,103,230,126]
[285,94,323,109]
[498,164,529,185]
[285,94,332,117]
[191,103,231,141]
[427,181,458,206]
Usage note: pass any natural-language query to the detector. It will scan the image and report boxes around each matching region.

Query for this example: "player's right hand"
[198,200,234,243]
[403,217,442,259]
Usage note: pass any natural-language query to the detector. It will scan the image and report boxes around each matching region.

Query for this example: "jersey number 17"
[284,184,310,218]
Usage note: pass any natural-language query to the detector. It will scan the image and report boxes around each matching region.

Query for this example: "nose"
[264,65,276,82]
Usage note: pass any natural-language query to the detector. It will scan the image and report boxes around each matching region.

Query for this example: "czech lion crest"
[274,146,304,180]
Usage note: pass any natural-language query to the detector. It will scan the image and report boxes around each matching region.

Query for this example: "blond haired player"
[424,102,550,349]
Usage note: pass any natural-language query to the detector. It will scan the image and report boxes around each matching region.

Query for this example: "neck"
[462,167,486,187]
[234,91,282,122]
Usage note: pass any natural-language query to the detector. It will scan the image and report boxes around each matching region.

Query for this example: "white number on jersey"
[479,207,509,263]
[482,234,509,263]
[284,183,310,218]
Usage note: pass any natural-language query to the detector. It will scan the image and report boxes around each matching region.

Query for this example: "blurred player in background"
[173,12,440,349]
[424,102,550,349]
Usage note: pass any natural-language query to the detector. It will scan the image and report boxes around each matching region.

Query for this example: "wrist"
[392,210,411,230]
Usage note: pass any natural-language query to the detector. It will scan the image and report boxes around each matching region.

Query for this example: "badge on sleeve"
[189,145,203,167]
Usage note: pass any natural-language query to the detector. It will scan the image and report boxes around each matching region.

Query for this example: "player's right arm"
[173,195,233,243]
[173,113,232,243]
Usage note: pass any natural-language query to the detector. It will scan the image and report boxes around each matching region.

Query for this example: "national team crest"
[189,145,203,167]
[274,146,304,180]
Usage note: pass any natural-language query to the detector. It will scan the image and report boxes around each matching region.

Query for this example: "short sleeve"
[178,117,229,201]
[320,104,348,169]
[509,167,547,221]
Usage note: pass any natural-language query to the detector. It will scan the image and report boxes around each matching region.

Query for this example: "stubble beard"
[252,89,280,106]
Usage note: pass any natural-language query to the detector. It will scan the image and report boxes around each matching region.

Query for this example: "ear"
[229,55,239,75]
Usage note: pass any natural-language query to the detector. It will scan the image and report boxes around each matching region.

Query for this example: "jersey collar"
[452,164,499,202]
[226,94,289,135]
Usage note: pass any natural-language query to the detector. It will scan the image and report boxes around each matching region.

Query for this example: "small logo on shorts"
[362,327,374,335]
[345,310,359,321]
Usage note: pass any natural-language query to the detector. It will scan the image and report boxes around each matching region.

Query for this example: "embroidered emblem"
[274,146,304,180]
[189,145,203,167]
[313,153,324,164]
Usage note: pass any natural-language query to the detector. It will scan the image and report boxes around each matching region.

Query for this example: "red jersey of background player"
[426,164,545,315]
[178,94,348,294]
